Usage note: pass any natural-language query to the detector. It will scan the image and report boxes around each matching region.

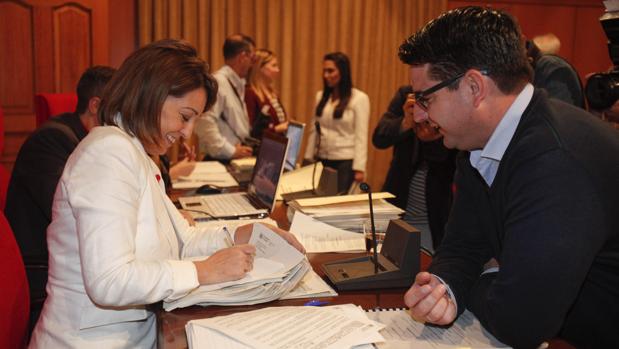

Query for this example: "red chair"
[34,93,77,127]
[0,106,5,155]
[0,212,30,348]
[0,165,10,211]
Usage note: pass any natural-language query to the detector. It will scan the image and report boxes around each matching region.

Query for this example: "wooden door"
[0,0,110,170]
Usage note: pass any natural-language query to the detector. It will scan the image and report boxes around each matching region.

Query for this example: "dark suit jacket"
[429,90,619,348]
[372,86,457,249]
[533,54,585,108]
[5,112,87,299]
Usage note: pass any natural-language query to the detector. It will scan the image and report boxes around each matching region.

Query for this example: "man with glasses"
[400,7,619,349]
[195,33,256,160]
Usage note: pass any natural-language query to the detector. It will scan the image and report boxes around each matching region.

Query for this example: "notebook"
[284,121,305,171]
[180,132,289,219]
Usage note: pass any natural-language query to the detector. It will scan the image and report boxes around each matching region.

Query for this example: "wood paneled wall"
[0,0,135,171]
[0,0,612,185]
[448,0,611,83]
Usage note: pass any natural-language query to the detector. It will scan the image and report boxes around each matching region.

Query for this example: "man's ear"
[88,96,101,115]
[464,69,487,108]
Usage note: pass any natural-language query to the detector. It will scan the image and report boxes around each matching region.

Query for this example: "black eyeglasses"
[413,70,488,111]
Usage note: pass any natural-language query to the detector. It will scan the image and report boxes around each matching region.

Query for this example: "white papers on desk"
[172,161,239,189]
[194,217,277,229]
[366,308,510,349]
[164,223,309,310]
[185,304,385,349]
[288,193,404,233]
[276,162,323,200]
[289,211,366,253]
[280,269,337,299]
[231,157,257,171]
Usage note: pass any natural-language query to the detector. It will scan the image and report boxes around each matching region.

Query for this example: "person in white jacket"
[29,39,304,349]
[304,52,370,194]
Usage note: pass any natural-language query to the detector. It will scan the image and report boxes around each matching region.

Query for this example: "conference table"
[158,199,575,349]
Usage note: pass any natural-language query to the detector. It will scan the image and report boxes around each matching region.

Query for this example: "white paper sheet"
[289,211,366,253]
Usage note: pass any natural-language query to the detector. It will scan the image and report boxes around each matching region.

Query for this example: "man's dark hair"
[75,66,115,115]
[316,52,353,119]
[398,6,532,94]
[223,34,255,60]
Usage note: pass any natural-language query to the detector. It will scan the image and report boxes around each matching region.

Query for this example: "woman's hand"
[234,223,306,254]
[274,121,289,133]
[193,244,256,284]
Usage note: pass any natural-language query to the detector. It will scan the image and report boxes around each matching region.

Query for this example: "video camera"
[585,11,619,110]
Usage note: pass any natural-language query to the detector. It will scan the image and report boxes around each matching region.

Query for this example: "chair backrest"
[0,165,10,211]
[34,93,77,127]
[0,106,5,154]
[0,212,30,348]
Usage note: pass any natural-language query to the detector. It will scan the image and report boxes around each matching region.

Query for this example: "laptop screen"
[284,121,305,171]
[247,132,289,211]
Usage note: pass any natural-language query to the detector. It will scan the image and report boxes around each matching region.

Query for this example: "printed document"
[366,308,510,349]
[186,304,385,349]
[289,211,365,253]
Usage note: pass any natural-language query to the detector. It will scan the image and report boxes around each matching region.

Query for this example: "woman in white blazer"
[29,39,303,349]
[304,52,370,193]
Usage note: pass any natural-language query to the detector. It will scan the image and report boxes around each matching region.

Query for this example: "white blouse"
[304,88,370,172]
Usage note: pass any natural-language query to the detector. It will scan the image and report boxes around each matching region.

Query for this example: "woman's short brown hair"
[98,39,218,147]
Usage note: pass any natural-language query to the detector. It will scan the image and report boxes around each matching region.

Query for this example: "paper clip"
[304,300,329,306]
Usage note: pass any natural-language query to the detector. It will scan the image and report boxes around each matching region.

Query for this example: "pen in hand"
[223,227,235,247]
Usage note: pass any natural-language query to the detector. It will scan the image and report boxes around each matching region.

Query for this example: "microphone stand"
[360,182,379,274]
[311,121,322,194]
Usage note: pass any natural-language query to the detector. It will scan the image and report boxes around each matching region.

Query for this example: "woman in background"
[29,39,303,348]
[245,49,289,140]
[304,52,370,193]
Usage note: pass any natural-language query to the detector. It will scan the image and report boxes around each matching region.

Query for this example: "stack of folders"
[276,162,323,200]
[163,223,335,311]
[287,193,404,233]
[172,161,238,189]
[230,157,257,172]
[185,304,510,349]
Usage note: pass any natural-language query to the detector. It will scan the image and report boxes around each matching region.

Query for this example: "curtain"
[138,0,447,190]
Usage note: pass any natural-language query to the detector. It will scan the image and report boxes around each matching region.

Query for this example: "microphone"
[311,121,322,194]
[360,182,379,274]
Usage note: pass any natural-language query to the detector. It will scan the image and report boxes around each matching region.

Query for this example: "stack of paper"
[230,157,257,171]
[164,223,310,310]
[365,308,510,349]
[185,304,385,349]
[289,211,366,253]
[276,162,323,200]
[173,161,238,189]
[287,193,404,233]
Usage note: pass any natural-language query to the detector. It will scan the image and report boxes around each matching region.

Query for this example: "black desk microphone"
[360,182,379,274]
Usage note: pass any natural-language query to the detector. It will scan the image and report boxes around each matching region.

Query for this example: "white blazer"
[304,88,370,172]
[30,126,230,348]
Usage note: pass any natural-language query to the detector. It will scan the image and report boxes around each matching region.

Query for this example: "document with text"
[289,211,366,253]
[186,304,385,349]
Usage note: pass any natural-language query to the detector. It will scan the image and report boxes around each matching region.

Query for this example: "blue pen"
[304,300,329,306]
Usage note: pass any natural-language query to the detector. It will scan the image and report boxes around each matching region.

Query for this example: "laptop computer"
[284,121,305,171]
[180,132,289,219]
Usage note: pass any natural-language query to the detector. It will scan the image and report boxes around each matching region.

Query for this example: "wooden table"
[160,201,576,349]
[156,251,429,349]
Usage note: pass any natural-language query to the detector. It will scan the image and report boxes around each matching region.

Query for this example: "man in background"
[399,6,619,348]
[526,38,585,108]
[372,85,456,252]
[195,34,255,160]
[5,66,115,329]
